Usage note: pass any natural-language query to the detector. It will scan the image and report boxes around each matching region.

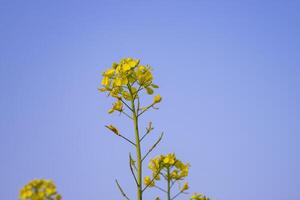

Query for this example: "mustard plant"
[99,58,162,200]
[99,58,211,200]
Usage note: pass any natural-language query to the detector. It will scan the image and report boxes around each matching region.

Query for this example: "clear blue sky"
[1,0,300,199]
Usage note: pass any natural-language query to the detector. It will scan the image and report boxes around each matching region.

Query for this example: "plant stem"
[131,99,143,200]
[167,167,171,200]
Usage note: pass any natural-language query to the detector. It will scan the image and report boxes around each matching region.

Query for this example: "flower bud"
[153,95,162,104]
[181,182,189,192]
[105,125,120,135]
[144,176,154,187]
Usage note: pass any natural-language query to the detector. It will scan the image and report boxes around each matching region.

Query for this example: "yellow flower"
[112,62,118,69]
[121,58,139,70]
[113,100,123,112]
[103,68,115,77]
[138,65,146,72]
[105,125,120,135]
[108,100,123,114]
[181,182,189,192]
[163,153,176,165]
[178,163,190,178]
[148,155,162,172]
[144,176,154,187]
[56,194,62,200]
[20,189,33,199]
[113,77,123,87]
[153,95,162,103]
[110,88,121,98]
[122,91,132,101]
[37,191,46,198]
[101,76,110,87]
[45,186,56,196]
[19,179,62,200]
[137,68,153,85]
[190,193,210,200]
[170,169,179,179]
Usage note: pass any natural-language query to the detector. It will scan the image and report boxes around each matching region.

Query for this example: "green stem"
[131,99,143,200]
[167,167,171,200]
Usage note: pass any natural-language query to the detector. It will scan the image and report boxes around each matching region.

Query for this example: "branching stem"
[142,133,163,162]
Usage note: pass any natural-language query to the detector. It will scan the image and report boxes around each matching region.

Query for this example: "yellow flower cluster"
[190,193,210,200]
[99,58,161,114]
[145,153,190,188]
[19,179,62,200]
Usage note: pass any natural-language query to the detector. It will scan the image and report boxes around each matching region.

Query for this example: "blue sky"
[1,0,300,199]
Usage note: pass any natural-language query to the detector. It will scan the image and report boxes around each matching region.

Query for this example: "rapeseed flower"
[190,193,210,200]
[144,176,154,187]
[19,179,62,200]
[99,58,160,105]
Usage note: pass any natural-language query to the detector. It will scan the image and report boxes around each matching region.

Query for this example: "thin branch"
[170,180,176,189]
[105,125,136,146]
[115,179,130,200]
[129,153,138,186]
[142,169,161,193]
[138,103,155,117]
[140,122,154,142]
[119,134,136,147]
[142,132,163,162]
[140,133,147,143]
[120,99,134,112]
[133,85,143,100]
[121,110,133,120]
[160,172,168,180]
[171,191,188,200]
[154,185,168,193]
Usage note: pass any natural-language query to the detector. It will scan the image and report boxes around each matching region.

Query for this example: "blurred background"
[1,0,300,199]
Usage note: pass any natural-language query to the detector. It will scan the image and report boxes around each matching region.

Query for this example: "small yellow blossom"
[181,182,189,192]
[144,176,154,187]
[153,95,162,104]
[103,68,115,77]
[163,153,176,165]
[190,193,210,200]
[122,91,132,100]
[101,76,110,87]
[113,100,123,111]
[170,169,179,179]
